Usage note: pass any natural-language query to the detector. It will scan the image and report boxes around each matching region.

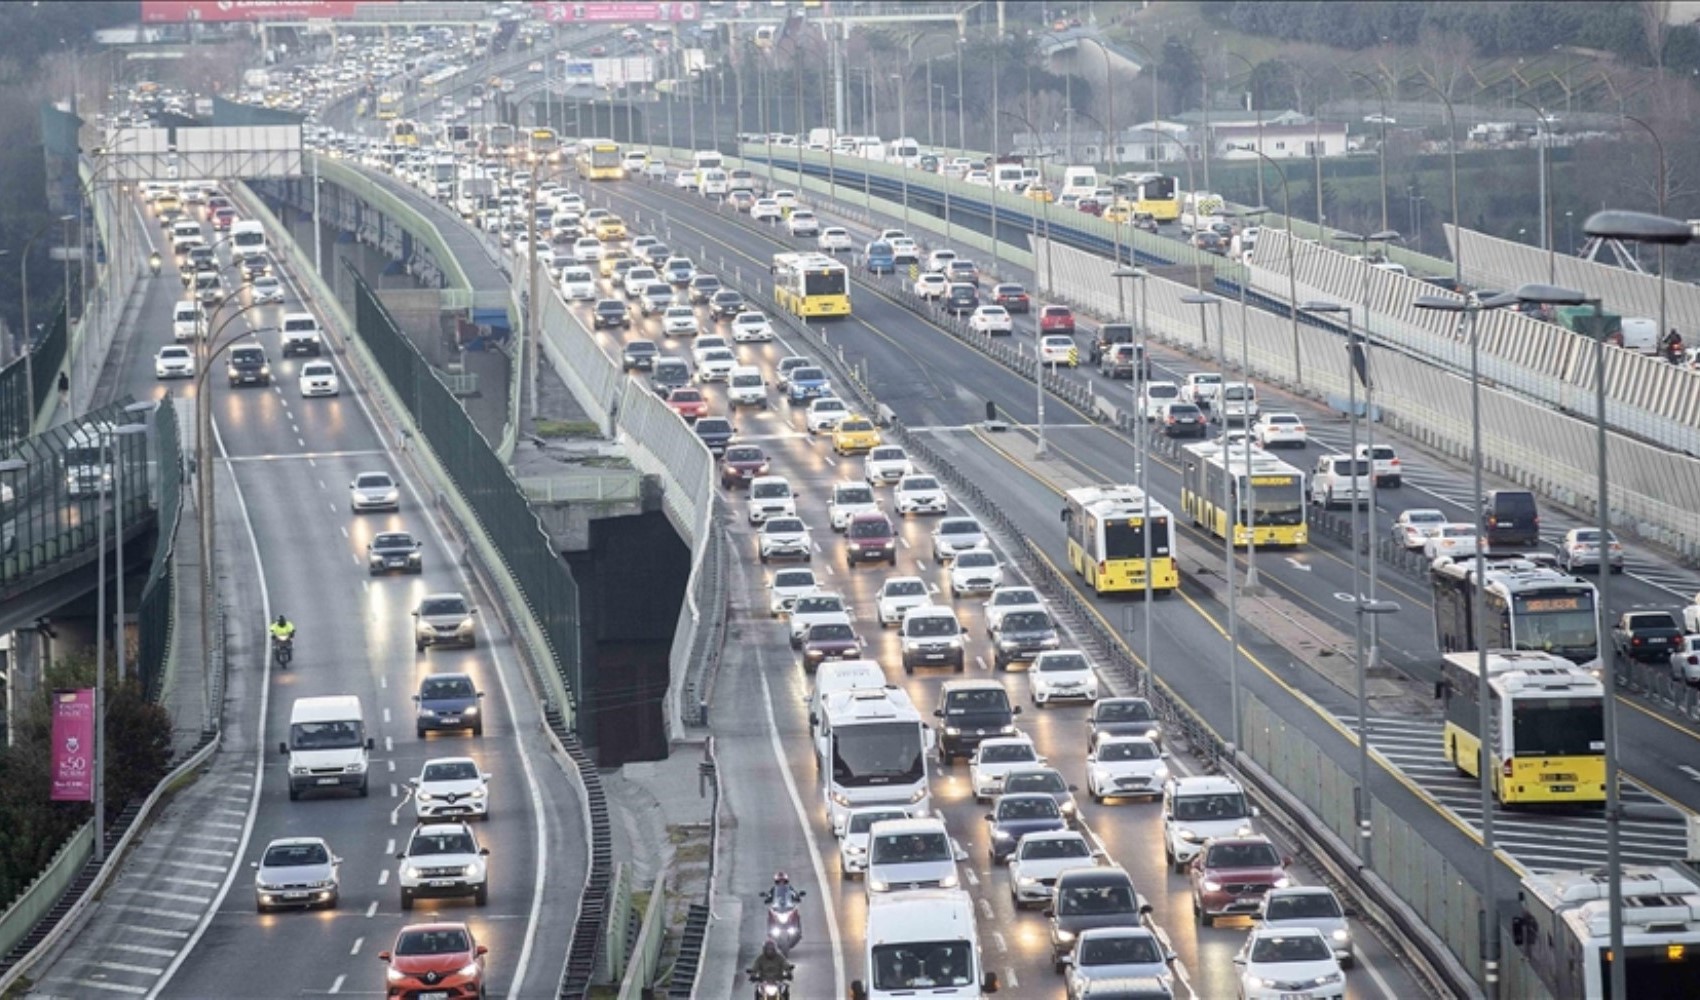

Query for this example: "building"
[1012,112,1348,168]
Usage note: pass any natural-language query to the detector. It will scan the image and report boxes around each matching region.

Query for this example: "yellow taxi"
[595,215,628,241]
[598,248,632,278]
[831,415,882,455]
[1101,201,1136,224]
[1022,184,1055,204]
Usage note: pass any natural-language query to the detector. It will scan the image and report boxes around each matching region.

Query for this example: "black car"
[1160,403,1207,438]
[944,282,979,315]
[240,253,271,281]
[226,344,271,387]
[651,358,691,396]
[992,609,1060,669]
[593,298,629,328]
[986,793,1068,864]
[643,243,671,266]
[1048,868,1151,971]
[689,274,722,303]
[413,672,486,738]
[1482,489,1540,549]
[621,338,658,371]
[1087,698,1162,749]
[367,531,424,575]
[694,417,736,454]
[710,289,746,318]
[934,681,1021,765]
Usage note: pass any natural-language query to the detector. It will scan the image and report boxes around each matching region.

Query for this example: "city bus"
[1514,865,1700,999]
[576,140,624,180]
[1437,650,1604,805]
[1130,173,1180,221]
[813,687,931,836]
[771,252,851,318]
[528,127,559,160]
[376,92,399,120]
[391,120,419,147]
[1431,556,1601,674]
[1179,441,1308,547]
[1062,484,1179,595]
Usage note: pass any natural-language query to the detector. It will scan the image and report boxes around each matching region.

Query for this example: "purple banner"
[50,689,95,803]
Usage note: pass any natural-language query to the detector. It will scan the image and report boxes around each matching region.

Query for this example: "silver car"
[349,470,400,512]
[252,836,340,912]
[930,517,987,563]
[413,592,478,651]
[1558,527,1625,574]
[1257,885,1355,968]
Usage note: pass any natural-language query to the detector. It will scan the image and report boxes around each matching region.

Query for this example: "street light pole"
[1621,116,1668,341]
[892,72,910,232]
[1115,268,1154,694]
[1350,72,1390,235]
[1425,83,1462,285]
[1183,293,1238,747]
[1510,98,1552,281]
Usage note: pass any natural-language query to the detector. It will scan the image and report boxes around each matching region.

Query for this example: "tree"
[1641,0,1673,68]
[1157,37,1201,115]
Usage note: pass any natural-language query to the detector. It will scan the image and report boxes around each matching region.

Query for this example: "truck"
[1061,166,1098,201]
[1179,191,1225,235]
[807,127,837,150]
[1611,610,1683,664]
[455,174,496,220]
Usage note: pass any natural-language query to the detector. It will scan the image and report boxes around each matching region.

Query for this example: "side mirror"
[475,945,489,957]
[1344,906,1360,918]
[1042,907,1055,918]
[379,952,392,963]
[412,610,421,617]
[365,737,375,750]
[1067,785,1079,793]
[395,852,406,860]
[480,848,491,856]
[478,691,486,698]
[1233,957,1247,966]
[412,694,421,701]
[850,981,869,1000]
[984,814,995,823]
[933,709,945,718]
[1011,706,1023,715]
[960,625,969,634]
[278,741,289,755]
[1085,755,1096,764]
[408,778,420,787]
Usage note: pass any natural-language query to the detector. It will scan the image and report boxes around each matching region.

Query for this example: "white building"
[1013,112,1348,167]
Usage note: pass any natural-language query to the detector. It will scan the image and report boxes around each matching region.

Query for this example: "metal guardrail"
[616,876,669,1000]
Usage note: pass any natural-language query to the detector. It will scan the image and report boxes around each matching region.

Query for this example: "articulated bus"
[576,140,624,180]
[1179,441,1308,547]
[1110,172,1180,221]
[1515,865,1700,1000]
[375,92,399,120]
[1438,650,1604,805]
[1062,485,1179,595]
[1431,556,1601,673]
[771,252,851,318]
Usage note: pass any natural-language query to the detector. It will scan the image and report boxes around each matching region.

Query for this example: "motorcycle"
[272,634,294,669]
[747,969,793,1000]
[764,886,805,955]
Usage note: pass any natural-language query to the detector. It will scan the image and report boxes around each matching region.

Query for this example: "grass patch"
[534,419,601,439]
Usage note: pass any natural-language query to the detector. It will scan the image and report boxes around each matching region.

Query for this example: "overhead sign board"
[562,56,655,86]
[142,1,392,22]
[532,2,700,22]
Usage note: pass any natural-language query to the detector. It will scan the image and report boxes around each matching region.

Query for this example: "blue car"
[414,672,486,738]
[865,240,895,274]
[786,367,832,404]
[985,792,1068,864]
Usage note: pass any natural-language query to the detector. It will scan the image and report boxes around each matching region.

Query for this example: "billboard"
[142,1,391,22]
[563,57,655,87]
[533,2,701,22]
[50,689,95,803]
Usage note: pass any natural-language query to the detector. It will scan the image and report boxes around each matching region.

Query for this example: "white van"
[173,301,200,342]
[992,163,1024,191]
[809,659,887,731]
[279,695,373,800]
[1179,191,1225,235]
[559,266,596,301]
[692,149,723,174]
[852,889,999,999]
[1310,453,1373,509]
[697,168,729,198]
[865,817,961,896]
[1618,316,1659,354]
[728,365,767,407]
[1061,166,1098,199]
[231,219,267,256]
[281,312,323,357]
[1217,382,1259,424]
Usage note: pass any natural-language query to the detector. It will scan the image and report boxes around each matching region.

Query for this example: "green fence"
[348,267,584,728]
[0,298,66,452]
[137,400,182,701]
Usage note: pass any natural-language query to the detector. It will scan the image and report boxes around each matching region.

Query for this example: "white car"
[622,267,660,299]
[876,576,932,627]
[1140,381,1181,420]
[889,237,919,262]
[758,516,813,563]
[767,567,819,617]
[751,198,782,222]
[395,821,488,910]
[250,275,285,304]
[695,348,737,382]
[1085,735,1170,803]
[560,267,597,300]
[572,237,603,263]
[1029,650,1099,706]
[948,548,1005,596]
[1040,335,1078,366]
[298,359,340,397]
[894,474,947,515]
[817,227,853,252]
[864,446,914,486]
[1182,372,1223,406]
[154,344,195,379]
[1236,927,1346,1000]
[350,470,400,512]
[878,228,908,242]
[772,189,798,210]
[410,756,490,820]
[1259,886,1356,968]
[1391,508,1448,550]
[984,586,1045,633]
[1008,830,1096,908]
[827,481,881,531]
[930,517,987,562]
[786,210,821,236]
[968,305,1013,335]
[730,311,774,342]
[691,336,732,365]
[673,169,699,190]
[970,736,1043,802]
[788,591,850,647]
[748,475,798,524]
[1424,524,1481,560]
[662,305,700,337]
[1357,442,1403,487]
[805,397,851,434]
[924,249,958,274]
[838,806,912,877]
[1253,412,1307,448]
[913,273,948,299]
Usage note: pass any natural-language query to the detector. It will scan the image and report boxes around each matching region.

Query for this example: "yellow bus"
[392,120,419,147]
[376,92,399,121]
[1110,172,1180,222]
[529,127,559,160]
[771,252,851,318]
[1062,485,1179,595]
[1439,650,1604,806]
[576,140,624,180]
[1179,441,1308,547]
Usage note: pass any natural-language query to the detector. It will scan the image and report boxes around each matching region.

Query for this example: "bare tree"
[1641,0,1672,70]
[1415,24,1476,101]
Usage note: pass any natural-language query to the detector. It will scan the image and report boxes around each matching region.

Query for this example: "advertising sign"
[50,689,95,803]
[533,2,701,22]
[141,1,389,22]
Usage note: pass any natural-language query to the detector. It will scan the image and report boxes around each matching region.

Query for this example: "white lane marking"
[899,536,911,549]
[385,838,396,855]
[365,901,378,918]
[976,896,993,920]
[340,525,349,538]
[328,973,346,994]
[121,926,190,939]
[383,707,391,724]
[96,960,166,975]
[350,937,364,956]
[1357,947,1400,999]
[964,868,978,887]
[111,943,178,958]
[224,449,389,462]
[385,736,394,753]
[70,978,146,995]
[159,876,221,890]
[1005,968,1019,991]
[759,672,847,997]
[1680,765,1700,783]
[1286,557,1311,571]
[990,931,1006,953]
[387,759,396,773]
[379,870,391,886]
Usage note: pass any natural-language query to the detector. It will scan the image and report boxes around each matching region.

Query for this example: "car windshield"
[904,477,939,491]
[848,810,910,835]
[1080,934,1163,967]
[840,420,873,432]
[773,570,815,588]
[940,521,980,536]
[1267,892,1343,920]
[263,842,329,866]
[290,720,362,750]
[956,552,996,569]
[627,342,657,355]
[1407,511,1445,525]
[873,831,950,863]
[726,448,762,463]
[849,520,889,539]
[815,400,846,413]
[794,596,842,615]
[908,615,957,637]
[670,389,702,402]
[422,760,480,782]
[753,482,790,499]
[698,419,732,434]
[766,518,804,533]
[373,534,413,548]
[794,368,824,382]
[809,623,855,642]
[997,795,1060,820]
[1002,612,1051,631]
[1207,841,1281,868]
[395,928,471,956]
[1038,653,1089,673]
[1021,836,1089,861]
[836,486,874,505]
[945,690,1008,714]
[885,580,925,597]
[1099,741,1159,762]
[410,831,475,856]
[870,942,973,990]
[1173,792,1248,822]
[981,744,1036,763]
[419,598,468,616]
[1005,771,1066,793]
[421,677,474,700]
[1250,934,1333,963]
[1059,883,1135,915]
[1097,699,1156,723]
[992,590,1037,606]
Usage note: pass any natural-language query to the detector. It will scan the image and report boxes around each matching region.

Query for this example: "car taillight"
[1502,759,1514,778]
[1389,457,1401,466]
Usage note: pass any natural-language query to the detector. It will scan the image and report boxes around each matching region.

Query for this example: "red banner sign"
[50,689,95,803]
[533,1,702,22]
[141,1,390,22]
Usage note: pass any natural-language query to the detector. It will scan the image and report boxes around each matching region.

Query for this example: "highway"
[26,189,586,999]
[537,178,1425,998]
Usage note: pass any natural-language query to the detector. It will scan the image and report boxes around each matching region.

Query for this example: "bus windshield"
[831,722,924,788]
[804,270,847,297]
[590,145,620,167]
[1512,698,1603,757]
[1247,477,1305,525]
[1512,595,1598,659]
[1103,519,1170,559]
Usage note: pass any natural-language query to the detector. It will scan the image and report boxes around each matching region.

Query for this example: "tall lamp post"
[15,215,78,427]
[1223,52,1263,210]
[1621,116,1668,341]
[1349,71,1390,235]
[890,72,912,232]
[1510,98,1554,281]
[1425,83,1462,285]
[111,402,156,685]
[1113,267,1155,693]
[1229,143,1303,386]
[94,417,151,862]
[1284,60,1329,246]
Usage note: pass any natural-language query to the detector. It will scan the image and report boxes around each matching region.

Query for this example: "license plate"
[1551,784,1575,792]
[387,559,405,566]
[922,654,945,661]
[316,777,340,786]
[429,879,458,888]
[1237,896,1263,906]
[420,992,449,1000]
[1280,994,1308,1000]
[439,717,459,726]
[282,891,308,899]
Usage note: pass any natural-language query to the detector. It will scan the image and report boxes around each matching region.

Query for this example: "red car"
[213,208,237,232]
[666,386,710,421]
[1189,835,1292,926]
[380,922,486,1000]
[1039,304,1076,335]
[992,283,1031,313]
[1076,198,1103,216]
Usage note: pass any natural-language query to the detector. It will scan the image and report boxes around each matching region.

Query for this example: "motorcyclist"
[269,614,296,644]
[763,872,800,910]
[1665,329,1686,364]
[748,940,794,984]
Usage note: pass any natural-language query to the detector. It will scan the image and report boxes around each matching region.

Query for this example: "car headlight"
[458,617,475,632]
[1273,876,1291,888]
[845,843,866,857]
[470,785,487,798]
[1017,875,1037,886]
[868,878,888,892]
[462,863,478,876]
[1236,823,1254,837]
[999,639,1019,651]
[998,724,1016,735]
[417,790,435,801]
[1332,929,1350,943]
[1177,828,1202,843]
[288,764,309,776]
[463,706,479,716]
[386,966,407,982]
[419,708,438,717]
[1060,800,1076,816]
[907,787,928,804]
[344,762,364,773]
[939,874,959,888]
[260,365,271,376]
[1316,971,1344,986]
[830,791,852,807]
[459,962,481,978]
[1202,879,1222,891]
[1054,929,1075,944]
[944,727,961,736]
[992,828,1012,841]
[1042,637,1061,648]
[1153,765,1171,783]
[404,866,422,879]
[1244,976,1268,990]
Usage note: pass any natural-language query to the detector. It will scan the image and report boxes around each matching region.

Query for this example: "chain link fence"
[136,398,183,701]
[0,299,67,453]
